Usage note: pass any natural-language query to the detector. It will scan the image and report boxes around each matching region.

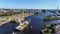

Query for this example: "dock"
[0,13,33,31]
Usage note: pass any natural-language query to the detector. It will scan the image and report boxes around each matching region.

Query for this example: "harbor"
[0,0,60,34]
[0,10,34,34]
[0,9,60,34]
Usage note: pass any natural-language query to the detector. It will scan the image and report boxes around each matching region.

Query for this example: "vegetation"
[0,11,20,17]
[42,10,46,13]
[43,15,60,21]
[41,24,55,34]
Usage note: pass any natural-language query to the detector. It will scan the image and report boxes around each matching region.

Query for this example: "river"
[0,11,60,34]
[24,11,60,34]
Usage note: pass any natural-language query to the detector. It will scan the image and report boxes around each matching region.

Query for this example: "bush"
[43,15,60,21]
[0,11,20,17]
[44,17,53,21]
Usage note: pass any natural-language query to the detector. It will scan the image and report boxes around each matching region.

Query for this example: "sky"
[0,0,59,9]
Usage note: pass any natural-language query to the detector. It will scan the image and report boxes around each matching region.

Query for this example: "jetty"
[0,11,33,31]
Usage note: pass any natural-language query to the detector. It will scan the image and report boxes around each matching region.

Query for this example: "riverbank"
[43,15,60,21]
[0,13,33,26]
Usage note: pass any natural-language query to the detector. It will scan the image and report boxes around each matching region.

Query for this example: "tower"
[57,6,59,10]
